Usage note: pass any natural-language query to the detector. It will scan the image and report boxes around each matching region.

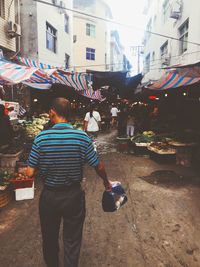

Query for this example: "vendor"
[0,104,13,146]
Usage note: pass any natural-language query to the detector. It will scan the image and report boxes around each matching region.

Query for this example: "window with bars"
[86,23,96,37]
[65,53,70,69]
[179,19,189,54]
[46,22,57,53]
[145,53,150,73]
[86,48,95,61]
[163,0,170,23]
[160,41,168,56]
[0,0,5,18]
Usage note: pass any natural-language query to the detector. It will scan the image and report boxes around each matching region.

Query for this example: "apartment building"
[0,0,20,55]
[143,0,200,82]
[20,0,73,68]
[73,0,112,72]
[110,30,125,71]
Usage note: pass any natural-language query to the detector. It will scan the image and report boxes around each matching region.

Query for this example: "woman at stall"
[0,104,13,146]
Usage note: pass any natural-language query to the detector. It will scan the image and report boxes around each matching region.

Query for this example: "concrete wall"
[73,0,111,72]
[20,0,38,59]
[20,0,73,68]
[143,0,200,82]
[0,0,17,52]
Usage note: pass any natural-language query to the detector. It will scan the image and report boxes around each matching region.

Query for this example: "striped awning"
[148,71,200,90]
[0,58,37,85]
[0,58,104,101]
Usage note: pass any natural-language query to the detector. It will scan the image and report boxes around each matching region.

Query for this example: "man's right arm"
[85,140,112,191]
[95,161,112,191]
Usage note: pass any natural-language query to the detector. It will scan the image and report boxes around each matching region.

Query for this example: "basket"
[0,188,12,208]
[10,178,34,189]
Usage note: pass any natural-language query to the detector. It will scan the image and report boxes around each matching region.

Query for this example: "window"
[86,48,95,60]
[163,0,170,23]
[46,22,57,53]
[0,0,5,18]
[179,19,189,54]
[65,54,70,69]
[146,18,152,41]
[64,14,69,33]
[160,41,168,56]
[86,23,96,37]
[152,51,155,61]
[145,53,150,73]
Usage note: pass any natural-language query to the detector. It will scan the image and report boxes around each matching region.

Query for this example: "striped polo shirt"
[28,122,99,187]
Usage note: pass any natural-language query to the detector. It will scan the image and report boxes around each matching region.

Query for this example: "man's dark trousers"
[39,184,85,267]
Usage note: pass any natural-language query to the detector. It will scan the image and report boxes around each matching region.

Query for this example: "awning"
[147,70,200,90]
[0,58,104,101]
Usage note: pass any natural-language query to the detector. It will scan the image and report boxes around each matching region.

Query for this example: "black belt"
[44,182,81,192]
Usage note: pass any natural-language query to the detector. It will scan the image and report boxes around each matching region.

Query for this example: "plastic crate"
[15,182,34,201]
[10,178,34,189]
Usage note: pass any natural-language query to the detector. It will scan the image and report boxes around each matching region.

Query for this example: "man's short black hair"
[50,98,71,120]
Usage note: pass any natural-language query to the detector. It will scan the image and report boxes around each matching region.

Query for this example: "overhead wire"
[34,0,200,47]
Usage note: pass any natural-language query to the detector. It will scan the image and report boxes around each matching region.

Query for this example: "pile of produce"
[131,131,157,144]
[148,142,176,154]
[22,114,50,139]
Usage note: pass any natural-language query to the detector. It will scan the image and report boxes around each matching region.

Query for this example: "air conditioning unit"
[161,54,171,65]
[52,0,58,5]
[7,21,21,38]
[170,0,182,20]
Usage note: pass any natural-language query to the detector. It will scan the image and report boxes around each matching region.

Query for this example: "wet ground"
[1,132,200,267]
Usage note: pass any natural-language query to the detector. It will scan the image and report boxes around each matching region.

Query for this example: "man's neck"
[55,118,68,124]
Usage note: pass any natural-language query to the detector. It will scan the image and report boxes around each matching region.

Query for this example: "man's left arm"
[26,140,40,178]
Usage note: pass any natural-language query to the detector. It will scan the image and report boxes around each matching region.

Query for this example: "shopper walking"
[27,98,111,267]
[84,104,101,139]
[127,111,135,137]
[110,103,119,128]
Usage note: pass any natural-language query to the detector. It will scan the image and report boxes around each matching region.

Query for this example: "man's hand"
[26,166,37,178]
[103,180,112,191]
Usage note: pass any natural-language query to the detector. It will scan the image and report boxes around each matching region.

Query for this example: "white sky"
[106,0,146,66]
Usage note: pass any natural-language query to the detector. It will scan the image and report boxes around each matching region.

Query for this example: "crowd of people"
[83,102,151,139]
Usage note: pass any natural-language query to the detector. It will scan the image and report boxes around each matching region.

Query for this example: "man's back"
[28,122,99,187]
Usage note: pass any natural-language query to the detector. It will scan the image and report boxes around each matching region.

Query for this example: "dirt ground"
[1,132,200,267]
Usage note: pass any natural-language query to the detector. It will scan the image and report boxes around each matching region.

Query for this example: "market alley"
[0,132,200,267]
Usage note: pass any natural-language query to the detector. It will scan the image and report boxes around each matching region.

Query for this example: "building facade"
[110,30,125,71]
[73,0,112,72]
[20,0,73,68]
[143,0,200,82]
[0,0,20,55]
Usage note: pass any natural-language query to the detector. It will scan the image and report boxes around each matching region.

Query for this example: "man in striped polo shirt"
[27,98,112,267]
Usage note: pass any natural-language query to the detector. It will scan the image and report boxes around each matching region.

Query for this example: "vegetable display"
[22,115,50,139]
